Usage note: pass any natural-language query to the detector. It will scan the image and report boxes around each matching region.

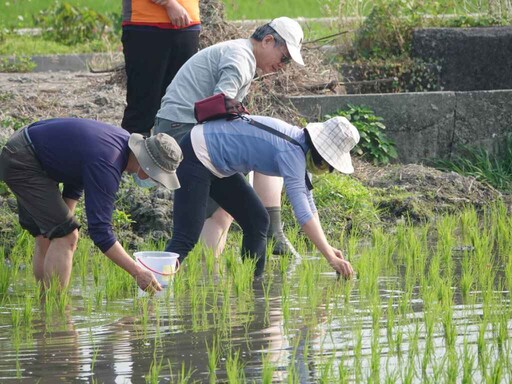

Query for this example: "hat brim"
[305,123,355,174]
[129,134,181,190]
[287,43,304,66]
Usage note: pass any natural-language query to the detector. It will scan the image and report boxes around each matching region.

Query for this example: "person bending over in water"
[0,118,183,292]
[166,115,359,278]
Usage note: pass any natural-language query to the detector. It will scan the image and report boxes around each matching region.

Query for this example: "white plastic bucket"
[134,251,180,287]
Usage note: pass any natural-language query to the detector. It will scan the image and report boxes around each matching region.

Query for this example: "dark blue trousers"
[166,133,269,275]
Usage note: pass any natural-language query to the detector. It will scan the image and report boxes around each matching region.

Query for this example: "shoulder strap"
[247,118,305,152]
[246,118,313,191]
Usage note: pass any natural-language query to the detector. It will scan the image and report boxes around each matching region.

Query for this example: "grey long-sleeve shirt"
[156,39,256,124]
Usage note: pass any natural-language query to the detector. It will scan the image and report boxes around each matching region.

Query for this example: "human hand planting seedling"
[329,247,354,279]
[134,267,163,293]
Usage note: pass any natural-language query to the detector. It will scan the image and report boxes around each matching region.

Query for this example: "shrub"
[353,0,424,59]
[0,55,36,73]
[37,2,111,45]
[326,105,397,165]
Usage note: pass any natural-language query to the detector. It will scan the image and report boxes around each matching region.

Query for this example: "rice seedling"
[354,323,363,382]
[206,337,219,383]
[459,251,475,303]
[145,351,164,384]
[73,238,92,284]
[172,265,186,297]
[279,251,291,277]
[204,247,216,276]
[386,296,396,352]
[231,256,256,297]
[168,360,195,384]
[91,346,99,371]
[261,351,275,384]
[0,251,12,301]
[184,246,202,290]
[318,354,335,383]
[446,349,458,383]
[11,306,22,329]
[370,320,381,383]
[21,293,33,326]
[435,215,457,277]
[225,349,245,383]
[43,275,70,315]
[461,338,475,384]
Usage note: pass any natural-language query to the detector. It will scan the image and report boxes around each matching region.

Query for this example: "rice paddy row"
[1,201,512,382]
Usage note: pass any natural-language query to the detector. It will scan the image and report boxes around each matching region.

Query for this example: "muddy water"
[0,253,510,383]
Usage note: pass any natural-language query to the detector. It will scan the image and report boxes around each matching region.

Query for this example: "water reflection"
[2,247,512,383]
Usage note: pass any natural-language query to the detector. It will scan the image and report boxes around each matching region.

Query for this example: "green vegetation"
[0,54,36,72]
[37,2,113,45]
[0,0,510,65]
[0,0,119,29]
[0,33,119,56]
[326,104,397,165]
[435,134,512,192]
[1,201,512,381]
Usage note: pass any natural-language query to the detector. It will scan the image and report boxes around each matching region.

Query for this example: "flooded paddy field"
[1,203,512,383]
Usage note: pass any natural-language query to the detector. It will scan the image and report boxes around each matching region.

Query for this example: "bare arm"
[301,213,354,279]
[151,0,191,27]
[104,241,162,292]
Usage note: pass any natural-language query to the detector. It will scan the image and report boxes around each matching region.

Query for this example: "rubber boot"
[266,206,296,255]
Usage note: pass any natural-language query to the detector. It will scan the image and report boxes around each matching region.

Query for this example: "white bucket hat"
[128,133,183,190]
[305,116,360,174]
[269,17,305,66]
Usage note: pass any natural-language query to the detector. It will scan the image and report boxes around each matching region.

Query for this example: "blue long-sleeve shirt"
[27,118,130,252]
[191,116,317,225]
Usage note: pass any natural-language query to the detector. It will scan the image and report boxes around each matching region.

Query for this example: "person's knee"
[210,208,233,228]
[51,229,79,252]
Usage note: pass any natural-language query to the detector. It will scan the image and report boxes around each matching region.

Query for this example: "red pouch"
[194,93,249,123]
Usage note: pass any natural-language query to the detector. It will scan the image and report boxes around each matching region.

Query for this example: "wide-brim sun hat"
[128,133,183,190]
[269,17,305,66]
[305,116,360,174]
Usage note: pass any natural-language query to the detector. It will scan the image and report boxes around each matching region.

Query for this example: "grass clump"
[435,134,512,192]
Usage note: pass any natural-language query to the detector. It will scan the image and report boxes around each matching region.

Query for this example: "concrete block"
[288,90,512,164]
[412,27,512,91]
[289,92,456,163]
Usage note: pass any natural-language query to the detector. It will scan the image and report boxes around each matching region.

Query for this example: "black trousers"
[166,133,269,276]
[121,26,200,135]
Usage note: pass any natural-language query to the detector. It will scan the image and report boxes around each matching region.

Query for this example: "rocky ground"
[0,70,509,249]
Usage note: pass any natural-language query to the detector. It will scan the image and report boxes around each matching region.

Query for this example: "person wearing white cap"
[0,118,183,292]
[154,16,305,258]
[166,115,359,278]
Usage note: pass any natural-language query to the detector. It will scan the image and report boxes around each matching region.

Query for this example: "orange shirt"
[122,0,200,29]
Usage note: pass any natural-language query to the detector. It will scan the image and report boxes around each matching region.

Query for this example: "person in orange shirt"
[121,0,200,136]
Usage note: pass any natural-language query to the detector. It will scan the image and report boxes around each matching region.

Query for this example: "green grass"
[0,0,120,29]
[0,34,120,55]
[434,134,512,193]
[0,0,491,29]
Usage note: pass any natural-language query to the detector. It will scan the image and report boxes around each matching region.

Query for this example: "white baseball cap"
[269,17,305,66]
[305,116,360,174]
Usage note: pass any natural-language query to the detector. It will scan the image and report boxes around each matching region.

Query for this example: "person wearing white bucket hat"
[0,118,183,292]
[155,16,305,259]
[305,116,360,174]
[165,115,359,278]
